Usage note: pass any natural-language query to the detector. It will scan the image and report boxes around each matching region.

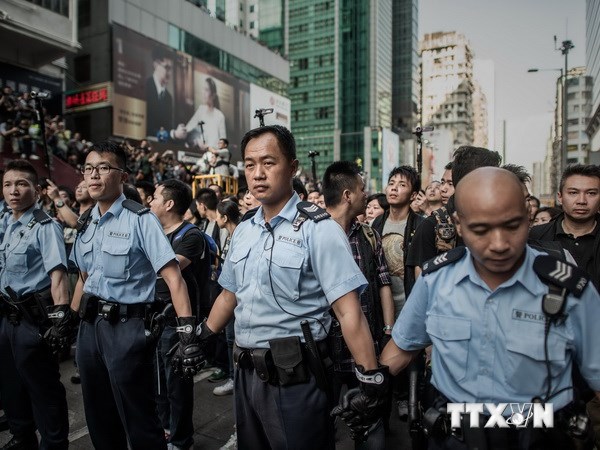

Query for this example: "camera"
[30,91,51,99]
[308,151,320,158]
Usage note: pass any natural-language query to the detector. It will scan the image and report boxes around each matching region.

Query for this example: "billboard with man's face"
[112,24,283,162]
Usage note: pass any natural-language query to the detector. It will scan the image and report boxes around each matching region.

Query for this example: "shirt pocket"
[426,314,471,383]
[228,245,251,288]
[6,243,28,274]
[504,331,566,392]
[266,249,304,301]
[101,238,131,279]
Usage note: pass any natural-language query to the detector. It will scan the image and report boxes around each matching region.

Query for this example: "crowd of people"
[0,123,599,450]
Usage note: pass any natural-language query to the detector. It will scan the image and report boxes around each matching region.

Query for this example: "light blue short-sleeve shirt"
[392,246,600,410]
[219,193,367,348]
[0,206,67,297]
[70,194,176,304]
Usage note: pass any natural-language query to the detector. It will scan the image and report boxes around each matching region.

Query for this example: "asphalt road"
[0,357,412,449]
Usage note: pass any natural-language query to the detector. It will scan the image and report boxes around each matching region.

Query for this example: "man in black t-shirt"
[151,179,206,450]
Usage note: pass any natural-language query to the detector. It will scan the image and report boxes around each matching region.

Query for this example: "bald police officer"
[0,160,70,449]
[200,125,387,449]
[70,141,201,450]
[379,167,600,449]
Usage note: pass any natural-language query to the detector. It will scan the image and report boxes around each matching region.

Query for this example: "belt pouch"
[251,348,274,383]
[269,336,309,386]
[79,295,96,322]
[99,302,118,323]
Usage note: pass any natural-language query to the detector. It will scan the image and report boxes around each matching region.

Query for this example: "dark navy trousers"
[77,317,167,450]
[0,316,68,449]
[155,325,194,449]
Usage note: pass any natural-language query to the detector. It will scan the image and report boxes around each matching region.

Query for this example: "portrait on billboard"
[145,46,174,138]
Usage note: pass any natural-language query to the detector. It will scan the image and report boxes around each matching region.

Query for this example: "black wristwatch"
[55,200,65,208]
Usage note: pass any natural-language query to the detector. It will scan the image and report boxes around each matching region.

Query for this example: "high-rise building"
[565,67,592,164]
[473,59,495,150]
[472,80,488,148]
[585,0,600,164]
[392,0,419,136]
[420,31,475,148]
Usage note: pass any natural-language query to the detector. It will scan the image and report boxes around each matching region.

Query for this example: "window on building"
[298,58,309,70]
[302,92,308,103]
[250,4,255,12]
[74,54,91,83]
[78,0,91,28]
[250,21,255,29]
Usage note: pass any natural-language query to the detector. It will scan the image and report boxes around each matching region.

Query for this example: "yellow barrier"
[192,175,239,197]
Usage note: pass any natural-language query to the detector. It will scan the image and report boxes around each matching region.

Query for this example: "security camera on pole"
[30,90,52,176]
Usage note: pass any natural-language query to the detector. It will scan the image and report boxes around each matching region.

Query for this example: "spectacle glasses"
[81,164,124,176]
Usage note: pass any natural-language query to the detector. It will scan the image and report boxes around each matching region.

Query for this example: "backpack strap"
[173,222,197,242]
[76,207,94,235]
[122,199,150,215]
[360,223,377,251]
[421,246,466,274]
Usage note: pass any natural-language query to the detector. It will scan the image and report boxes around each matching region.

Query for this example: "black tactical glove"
[331,365,390,442]
[44,305,75,355]
[171,317,212,378]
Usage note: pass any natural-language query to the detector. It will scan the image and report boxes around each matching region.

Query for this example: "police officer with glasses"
[70,141,202,450]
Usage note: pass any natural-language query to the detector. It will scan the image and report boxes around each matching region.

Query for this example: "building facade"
[565,67,592,164]
[420,31,475,148]
[585,0,600,164]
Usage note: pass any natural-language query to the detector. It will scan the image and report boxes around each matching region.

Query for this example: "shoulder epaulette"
[422,246,466,274]
[293,202,330,231]
[533,254,589,298]
[32,209,53,225]
[122,199,150,215]
[296,202,329,222]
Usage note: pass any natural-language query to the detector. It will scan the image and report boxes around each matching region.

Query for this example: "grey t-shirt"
[382,219,407,319]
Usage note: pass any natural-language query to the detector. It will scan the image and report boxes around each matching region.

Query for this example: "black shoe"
[2,433,39,450]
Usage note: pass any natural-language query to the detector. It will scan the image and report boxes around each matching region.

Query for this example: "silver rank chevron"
[548,261,572,282]
[433,254,448,265]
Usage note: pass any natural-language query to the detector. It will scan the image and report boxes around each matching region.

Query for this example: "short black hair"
[217,200,241,225]
[367,193,389,210]
[536,206,561,220]
[88,140,127,169]
[135,180,155,199]
[502,164,531,185]
[452,146,501,186]
[559,164,600,192]
[159,179,192,216]
[322,161,362,208]
[528,195,541,208]
[195,187,218,211]
[219,138,229,147]
[5,160,38,185]
[58,185,75,203]
[240,125,296,161]
[123,183,143,203]
[387,165,420,195]
[292,177,308,199]
[152,45,171,62]
[444,161,453,171]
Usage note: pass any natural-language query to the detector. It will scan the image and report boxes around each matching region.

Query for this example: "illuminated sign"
[64,82,112,113]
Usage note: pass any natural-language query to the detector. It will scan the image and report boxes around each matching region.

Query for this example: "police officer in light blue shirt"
[0,160,70,449]
[198,125,388,449]
[70,141,202,450]
[381,167,600,449]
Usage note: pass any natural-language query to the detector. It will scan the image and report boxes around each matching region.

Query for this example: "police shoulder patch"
[122,199,150,215]
[296,201,330,222]
[533,254,589,298]
[32,209,53,225]
[422,246,466,274]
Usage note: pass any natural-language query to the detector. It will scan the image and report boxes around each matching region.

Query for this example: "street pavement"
[0,357,412,449]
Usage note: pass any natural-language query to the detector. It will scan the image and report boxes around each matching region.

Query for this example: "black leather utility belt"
[79,294,159,324]
[233,337,331,389]
[0,288,52,326]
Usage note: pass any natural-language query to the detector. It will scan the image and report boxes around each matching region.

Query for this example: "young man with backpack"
[151,179,208,450]
[323,161,394,446]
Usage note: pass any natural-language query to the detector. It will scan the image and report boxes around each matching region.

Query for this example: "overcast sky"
[420,0,586,171]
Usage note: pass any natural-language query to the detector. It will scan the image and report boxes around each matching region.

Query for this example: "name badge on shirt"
[108,231,130,239]
[277,235,302,247]
[512,309,545,323]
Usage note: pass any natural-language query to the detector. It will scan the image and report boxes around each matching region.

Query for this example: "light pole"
[557,39,574,174]
[528,67,564,198]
